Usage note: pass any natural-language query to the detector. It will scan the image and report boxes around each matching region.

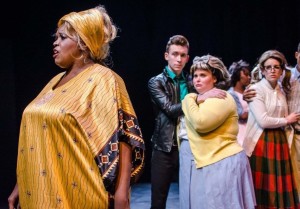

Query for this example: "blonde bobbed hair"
[191,55,230,90]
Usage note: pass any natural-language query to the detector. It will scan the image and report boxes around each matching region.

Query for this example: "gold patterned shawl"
[17,64,145,209]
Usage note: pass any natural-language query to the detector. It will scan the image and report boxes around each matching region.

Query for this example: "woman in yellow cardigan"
[180,55,256,209]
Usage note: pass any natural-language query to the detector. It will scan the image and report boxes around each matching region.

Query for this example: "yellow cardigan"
[182,92,243,168]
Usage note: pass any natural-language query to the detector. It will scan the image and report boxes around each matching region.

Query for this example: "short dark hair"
[228,60,250,87]
[165,35,189,52]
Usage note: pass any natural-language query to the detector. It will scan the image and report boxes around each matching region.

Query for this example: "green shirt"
[165,66,188,101]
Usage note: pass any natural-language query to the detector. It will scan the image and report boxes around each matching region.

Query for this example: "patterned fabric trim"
[95,108,145,194]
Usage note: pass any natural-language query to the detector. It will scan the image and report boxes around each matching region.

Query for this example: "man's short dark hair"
[165,35,189,52]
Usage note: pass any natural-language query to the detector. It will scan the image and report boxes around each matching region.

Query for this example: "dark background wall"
[1,0,300,204]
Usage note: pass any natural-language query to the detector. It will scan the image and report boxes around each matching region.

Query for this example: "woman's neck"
[54,62,95,89]
[296,64,300,72]
[267,80,278,89]
[233,82,245,94]
[198,87,215,95]
[65,61,94,77]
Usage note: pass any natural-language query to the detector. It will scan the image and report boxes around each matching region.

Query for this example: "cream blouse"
[243,78,288,156]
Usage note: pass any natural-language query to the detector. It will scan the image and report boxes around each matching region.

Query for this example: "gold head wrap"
[58,8,105,60]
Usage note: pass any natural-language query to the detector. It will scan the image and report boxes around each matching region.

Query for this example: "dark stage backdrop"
[1,0,300,204]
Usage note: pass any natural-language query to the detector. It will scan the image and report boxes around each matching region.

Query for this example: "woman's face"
[193,68,216,94]
[295,51,300,69]
[52,25,81,69]
[239,68,251,88]
[261,58,283,87]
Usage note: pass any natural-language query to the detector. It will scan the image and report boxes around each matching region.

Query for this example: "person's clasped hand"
[242,85,256,102]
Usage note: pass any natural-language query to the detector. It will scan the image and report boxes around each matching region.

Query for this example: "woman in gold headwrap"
[8,5,145,209]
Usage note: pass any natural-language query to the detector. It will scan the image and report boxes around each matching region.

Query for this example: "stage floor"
[1,183,179,209]
[131,182,179,209]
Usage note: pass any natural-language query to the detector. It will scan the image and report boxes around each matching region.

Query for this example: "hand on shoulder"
[243,85,256,102]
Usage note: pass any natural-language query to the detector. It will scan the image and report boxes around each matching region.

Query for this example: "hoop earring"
[71,53,83,60]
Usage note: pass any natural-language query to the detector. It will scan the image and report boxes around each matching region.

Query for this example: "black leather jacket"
[148,68,189,152]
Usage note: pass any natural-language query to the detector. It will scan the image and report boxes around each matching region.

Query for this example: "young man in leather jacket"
[148,35,190,209]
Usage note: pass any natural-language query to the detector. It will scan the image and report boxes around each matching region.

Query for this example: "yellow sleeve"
[182,92,236,133]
